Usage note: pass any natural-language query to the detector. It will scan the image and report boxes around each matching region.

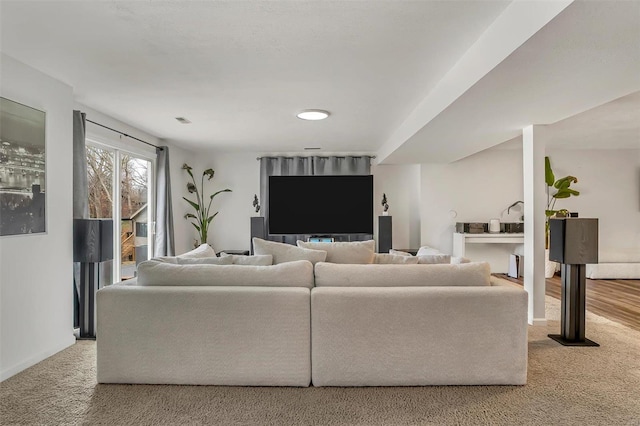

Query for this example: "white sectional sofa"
[96,241,528,387]
[586,248,640,279]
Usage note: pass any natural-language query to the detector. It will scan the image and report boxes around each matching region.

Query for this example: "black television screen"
[268,175,373,235]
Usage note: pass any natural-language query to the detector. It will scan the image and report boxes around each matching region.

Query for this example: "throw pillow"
[417,254,451,264]
[177,243,217,258]
[221,253,273,266]
[252,238,327,265]
[451,256,471,264]
[389,249,413,257]
[374,253,420,264]
[416,245,441,256]
[137,259,314,288]
[296,240,375,264]
[177,256,233,265]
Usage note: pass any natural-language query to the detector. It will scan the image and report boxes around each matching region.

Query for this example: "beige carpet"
[2,295,640,426]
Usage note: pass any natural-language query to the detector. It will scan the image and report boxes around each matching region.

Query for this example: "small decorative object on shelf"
[253,194,261,214]
[182,163,232,248]
[381,193,389,216]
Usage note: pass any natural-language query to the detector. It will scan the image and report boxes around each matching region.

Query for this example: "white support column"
[523,125,547,326]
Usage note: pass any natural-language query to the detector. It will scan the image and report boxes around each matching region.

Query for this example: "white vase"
[545,249,557,278]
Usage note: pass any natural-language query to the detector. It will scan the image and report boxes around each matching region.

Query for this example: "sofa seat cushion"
[253,238,327,265]
[297,240,375,264]
[137,259,314,288]
[314,262,491,287]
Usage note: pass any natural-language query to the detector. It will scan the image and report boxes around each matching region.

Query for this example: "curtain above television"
[259,156,372,244]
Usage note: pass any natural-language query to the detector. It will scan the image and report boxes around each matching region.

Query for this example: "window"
[86,142,154,282]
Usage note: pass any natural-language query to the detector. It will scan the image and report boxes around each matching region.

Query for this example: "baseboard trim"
[530,318,548,326]
[1,335,75,382]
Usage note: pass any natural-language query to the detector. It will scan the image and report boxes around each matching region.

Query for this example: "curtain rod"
[256,155,376,161]
[86,118,162,150]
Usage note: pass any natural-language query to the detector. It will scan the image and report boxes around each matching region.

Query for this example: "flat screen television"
[268,175,373,235]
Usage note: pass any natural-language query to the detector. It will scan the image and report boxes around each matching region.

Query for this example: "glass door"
[86,142,154,283]
[119,154,152,281]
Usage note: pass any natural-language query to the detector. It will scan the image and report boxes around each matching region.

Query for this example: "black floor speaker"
[378,215,392,253]
[250,217,266,254]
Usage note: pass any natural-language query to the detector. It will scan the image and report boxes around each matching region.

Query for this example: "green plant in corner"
[182,164,232,247]
[545,156,579,248]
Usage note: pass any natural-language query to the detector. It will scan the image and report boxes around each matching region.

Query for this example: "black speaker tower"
[74,218,114,339]
[548,217,599,347]
[250,217,266,254]
[378,216,392,253]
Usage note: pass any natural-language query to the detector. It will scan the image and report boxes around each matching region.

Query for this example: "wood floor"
[497,274,640,332]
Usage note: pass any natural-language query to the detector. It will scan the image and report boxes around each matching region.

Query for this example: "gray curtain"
[155,146,175,256]
[312,156,371,175]
[73,111,89,219]
[259,155,371,245]
[72,110,88,328]
[259,156,314,245]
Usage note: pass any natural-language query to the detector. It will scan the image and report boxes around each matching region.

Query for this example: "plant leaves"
[545,210,557,217]
[182,197,200,211]
[203,169,215,180]
[184,213,197,220]
[210,189,232,200]
[553,190,571,199]
[554,176,578,189]
[190,222,201,232]
[545,157,555,187]
[207,211,219,224]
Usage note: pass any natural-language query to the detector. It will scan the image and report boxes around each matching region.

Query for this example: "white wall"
[1,54,76,380]
[371,163,421,250]
[546,148,640,250]
[420,149,525,272]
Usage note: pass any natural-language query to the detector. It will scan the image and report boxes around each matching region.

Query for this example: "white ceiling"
[494,91,640,151]
[1,1,638,162]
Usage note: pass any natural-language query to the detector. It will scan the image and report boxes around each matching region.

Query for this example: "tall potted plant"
[544,156,580,277]
[182,164,232,247]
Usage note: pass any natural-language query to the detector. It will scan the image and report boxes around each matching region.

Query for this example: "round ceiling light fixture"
[296,109,330,121]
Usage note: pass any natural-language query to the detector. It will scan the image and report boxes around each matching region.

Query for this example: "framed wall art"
[0,97,46,236]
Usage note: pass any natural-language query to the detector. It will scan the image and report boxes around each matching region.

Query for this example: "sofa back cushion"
[416,245,441,256]
[177,243,217,258]
[374,253,419,264]
[137,259,314,288]
[253,238,327,265]
[314,262,491,287]
[151,256,233,265]
[220,253,273,266]
[417,254,451,264]
[297,240,375,264]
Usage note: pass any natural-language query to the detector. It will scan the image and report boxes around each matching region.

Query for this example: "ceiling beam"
[376,0,573,164]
